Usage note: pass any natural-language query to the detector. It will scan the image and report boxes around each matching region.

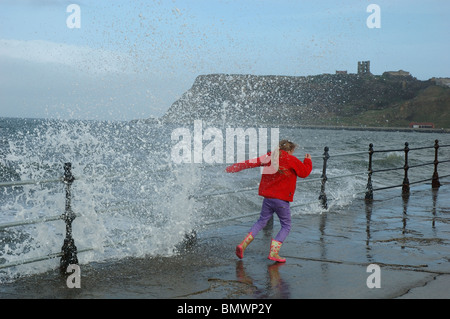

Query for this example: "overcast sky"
[0,0,449,121]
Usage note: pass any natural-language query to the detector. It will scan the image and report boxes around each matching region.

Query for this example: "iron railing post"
[60,162,78,273]
[318,146,330,209]
[432,139,441,189]
[402,142,410,196]
[365,143,374,201]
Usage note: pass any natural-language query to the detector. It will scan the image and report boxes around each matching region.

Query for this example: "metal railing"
[0,139,449,273]
[365,140,450,200]
[0,163,87,272]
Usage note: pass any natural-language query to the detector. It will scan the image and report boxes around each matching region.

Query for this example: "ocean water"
[1,117,449,283]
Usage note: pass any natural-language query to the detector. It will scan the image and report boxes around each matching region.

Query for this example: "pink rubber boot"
[268,239,286,263]
[236,233,254,259]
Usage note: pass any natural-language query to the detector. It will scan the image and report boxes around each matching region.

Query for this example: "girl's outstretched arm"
[225,153,271,173]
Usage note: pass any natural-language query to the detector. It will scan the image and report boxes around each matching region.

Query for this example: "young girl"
[225,140,312,262]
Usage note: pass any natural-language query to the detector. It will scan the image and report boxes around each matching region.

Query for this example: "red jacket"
[226,150,312,202]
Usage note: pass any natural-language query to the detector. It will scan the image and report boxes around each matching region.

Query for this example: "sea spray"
[0,119,202,281]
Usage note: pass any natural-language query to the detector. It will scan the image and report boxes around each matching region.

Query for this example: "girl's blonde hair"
[268,140,297,175]
[278,140,297,152]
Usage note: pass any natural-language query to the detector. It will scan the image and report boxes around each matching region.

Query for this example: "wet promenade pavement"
[1,183,449,300]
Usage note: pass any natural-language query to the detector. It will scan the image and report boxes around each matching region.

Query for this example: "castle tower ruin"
[358,61,371,75]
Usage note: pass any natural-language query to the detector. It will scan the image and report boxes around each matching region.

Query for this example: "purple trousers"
[249,198,291,242]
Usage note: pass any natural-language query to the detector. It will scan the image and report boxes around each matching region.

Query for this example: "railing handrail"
[0,213,82,230]
[0,247,94,270]
[328,150,368,157]
[0,177,63,188]
[372,143,450,153]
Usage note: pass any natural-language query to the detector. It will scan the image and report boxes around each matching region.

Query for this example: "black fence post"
[60,162,78,274]
[365,143,374,201]
[318,146,330,209]
[432,139,441,189]
[402,142,410,196]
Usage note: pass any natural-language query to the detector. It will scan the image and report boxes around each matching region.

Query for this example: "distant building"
[357,61,371,75]
[431,77,450,87]
[383,70,411,77]
[335,70,347,74]
[409,122,434,129]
